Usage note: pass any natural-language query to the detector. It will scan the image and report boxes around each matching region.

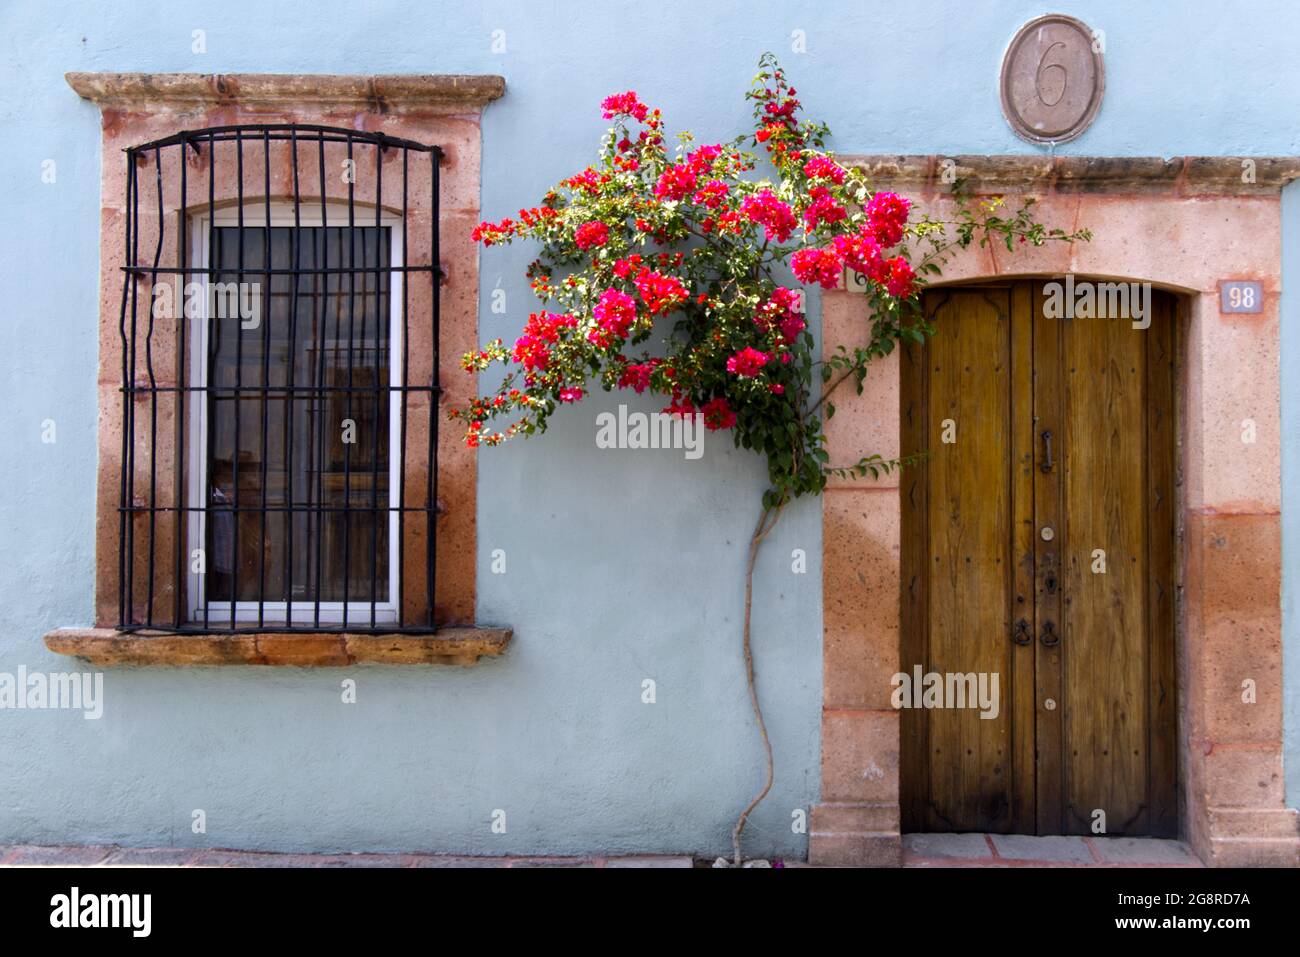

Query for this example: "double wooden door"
[900,281,1178,836]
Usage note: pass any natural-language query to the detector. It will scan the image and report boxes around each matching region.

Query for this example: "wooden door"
[900,280,1178,837]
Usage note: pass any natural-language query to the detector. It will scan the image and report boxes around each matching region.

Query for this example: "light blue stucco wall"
[0,0,1297,856]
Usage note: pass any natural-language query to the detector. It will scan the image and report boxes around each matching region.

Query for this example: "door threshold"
[902,833,1202,867]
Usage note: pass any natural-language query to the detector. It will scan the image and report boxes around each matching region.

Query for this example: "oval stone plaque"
[1000,14,1105,144]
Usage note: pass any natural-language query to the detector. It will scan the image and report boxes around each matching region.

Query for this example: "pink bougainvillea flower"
[802,155,846,184]
[865,191,911,248]
[561,167,610,196]
[558,386,585,403]
[791,245,843,289]
[701,396,737,431]
[589,288,638,347]
[511,334,548,370]
[741,189,797,243]
[883,256,915,298]
[754,287,806,342]
[664,391,696,417]
[612,254,643,278]
[471,207,559,246]
[601,91,649,122]
[802,185,847,231]
[779,314,806,341]
[726,346,771,378]
[686,143,723,173]
[633,269,689,316]
[692,179,729,209]
[512,311,577,371]
[616,360,657,394]
[654,162,698,202]
[833,230,885,281]
[772,291,807,340]
[574,220,610,250]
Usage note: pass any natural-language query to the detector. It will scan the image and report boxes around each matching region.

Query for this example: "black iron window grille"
[117,124,442,634]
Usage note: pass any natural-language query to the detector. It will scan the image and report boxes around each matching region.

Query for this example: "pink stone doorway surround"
[811,155,1300,867]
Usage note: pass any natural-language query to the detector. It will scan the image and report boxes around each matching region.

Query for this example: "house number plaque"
[1000,14,1105,145]
[1220,280,1264,314]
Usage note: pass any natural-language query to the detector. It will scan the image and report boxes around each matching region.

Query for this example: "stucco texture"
[0,0,1298,857]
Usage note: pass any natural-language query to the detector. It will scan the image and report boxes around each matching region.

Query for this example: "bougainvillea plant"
[457,54,1089,864]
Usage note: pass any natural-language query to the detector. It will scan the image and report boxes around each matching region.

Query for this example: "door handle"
[1040,430,1054,473]
[1040,620,1060,647]
[1012,618,1032,645]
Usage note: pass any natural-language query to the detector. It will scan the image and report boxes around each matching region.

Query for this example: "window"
[187,207,404,628]
[115,125,442,634]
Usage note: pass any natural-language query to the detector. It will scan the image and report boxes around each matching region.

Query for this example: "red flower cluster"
[589,288,638,347]
[512,311,577,372]
[616,359,657,394]
[790,209,917,297]
[803,155,846,184]
[601,91,649,122]
[562,167,610,196]
[741,189,797,243]
[802,185,847,231]
[654,163,698,201]
[701,396,737,431]
[882,257,916,298]
[653,143,725,203]
[472,206,560,246]
[726,346,770,378]
[461,63,958,455]
[633,268,689,316]
[611,254,641,278]
[833,230,883,276]
[755,287,806,343]
[575,220,609,250]
[838,226,913,296]
[692,179,729,209]
[687,144,723,169]
[664,392,696,417]
[750,67,808,162]
[865,191,911,248]
[790,246,844,289]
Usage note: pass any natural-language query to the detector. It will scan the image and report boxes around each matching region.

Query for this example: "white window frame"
[186,201,405,626]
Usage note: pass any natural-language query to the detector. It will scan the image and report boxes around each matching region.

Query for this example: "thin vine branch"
[731,499,786,865]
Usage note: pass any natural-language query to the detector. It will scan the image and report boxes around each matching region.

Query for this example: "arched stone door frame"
[811,155,1300,867]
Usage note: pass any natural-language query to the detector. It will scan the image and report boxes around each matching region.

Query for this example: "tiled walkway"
[903,833,1202,867]
[0,845,694,868]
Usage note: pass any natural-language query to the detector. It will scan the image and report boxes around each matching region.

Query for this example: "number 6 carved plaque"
[1000,14,1105,145]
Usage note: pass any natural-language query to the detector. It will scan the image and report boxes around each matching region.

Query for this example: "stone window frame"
[44,73,511,667]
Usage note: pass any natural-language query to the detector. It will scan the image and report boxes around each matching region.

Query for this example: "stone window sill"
[43,627,511,667]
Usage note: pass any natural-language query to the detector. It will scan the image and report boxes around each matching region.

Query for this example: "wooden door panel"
[1032,282,1066,834]
[903,281,1178,836]
[1060,303,1149,834]
[920,288,1017,832]
[1007,282,1037,833]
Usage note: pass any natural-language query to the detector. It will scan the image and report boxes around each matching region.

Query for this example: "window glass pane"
[204,224,391,606]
